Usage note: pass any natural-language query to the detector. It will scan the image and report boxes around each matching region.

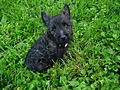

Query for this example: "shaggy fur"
[24,4,72,72]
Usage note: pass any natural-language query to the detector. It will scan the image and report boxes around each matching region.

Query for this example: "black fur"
[24,4,72,72]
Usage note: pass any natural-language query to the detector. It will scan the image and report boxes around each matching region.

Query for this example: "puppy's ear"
[41,12,49,26]
[63,4,70,20]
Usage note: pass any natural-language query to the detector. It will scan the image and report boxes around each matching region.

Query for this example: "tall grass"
[0,0,120,89]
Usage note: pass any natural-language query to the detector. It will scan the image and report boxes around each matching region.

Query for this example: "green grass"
[0,0,120,89]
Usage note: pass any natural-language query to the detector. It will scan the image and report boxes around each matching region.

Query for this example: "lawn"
[0,0,120,89]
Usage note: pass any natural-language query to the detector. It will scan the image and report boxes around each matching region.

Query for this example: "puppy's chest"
[46,44,66,59]
[56,48,66,58]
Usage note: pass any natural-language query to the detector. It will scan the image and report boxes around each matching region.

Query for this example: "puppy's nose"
[60,35,66,41]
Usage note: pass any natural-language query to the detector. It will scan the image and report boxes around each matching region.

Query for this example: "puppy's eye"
[62,22,68,28]
[51,25,56,34]
[52,25,56,31]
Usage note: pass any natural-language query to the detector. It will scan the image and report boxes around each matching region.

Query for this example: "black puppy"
[24,4,72,72]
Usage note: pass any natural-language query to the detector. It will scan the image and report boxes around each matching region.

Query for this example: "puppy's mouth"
[58,43,68,48]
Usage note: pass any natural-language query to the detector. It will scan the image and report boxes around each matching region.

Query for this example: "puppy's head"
[41,4,72,48]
